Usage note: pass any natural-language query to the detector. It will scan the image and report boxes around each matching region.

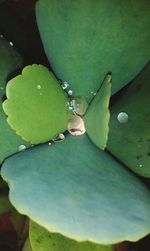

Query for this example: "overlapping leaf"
[107,62,150,177]
[84,74,111,149]
[3,64,70,144]
[0,36,30,164]
[36,0,150,102]
[29,221,114,251]
[1,135,150,244]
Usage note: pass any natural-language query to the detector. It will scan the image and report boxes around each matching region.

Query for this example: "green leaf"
[36,0,150,102]
[0,36,30,164]
[84,74,111,150]
[0,104,30,164]
[1,135,150,244]
[107,62,150,178]
[29,221,114,251]
[3,64,69,144]
[0,36,22,98]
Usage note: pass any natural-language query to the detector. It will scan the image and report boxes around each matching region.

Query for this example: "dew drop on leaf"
[117,112,128,123]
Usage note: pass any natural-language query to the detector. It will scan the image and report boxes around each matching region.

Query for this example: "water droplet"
[18,145,26,151]
[91,91,96,96]
[37,85,41,89]
[48,142,52,146]
[137,164,143,168]
[9,41,13,46]
[0,34,3,38]
[62,81,69,90]
[68,90,73,96]
[53,133,65,142]
[117,112,128,123]
[68,97,88,115]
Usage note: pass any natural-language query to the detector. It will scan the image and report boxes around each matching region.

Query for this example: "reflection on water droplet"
[91,91,96,96]
[62,81,69,89]
[53,133,65,142]
[117,112,128,123]
[68,90,73,96]
[137,164,143,168]
[18,145,26,151]
[48,142,52,146]
[9,41,13,46]
[37,85,41,89]
[68,97,88,115]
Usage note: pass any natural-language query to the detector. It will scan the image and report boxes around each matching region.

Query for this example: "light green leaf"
[107,62,150,177]
[29,221,114,251]
[3,64,69,144]
[36,0,150,102]
[0,36,30,164]
[1,135,150,244]
[84,74,111,149]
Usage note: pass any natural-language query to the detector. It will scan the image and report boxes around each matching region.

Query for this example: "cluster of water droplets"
[36,84,42,96]
[61,81,73,96]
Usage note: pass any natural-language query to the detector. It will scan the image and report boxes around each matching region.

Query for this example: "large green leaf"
[36,0,150,102]
[29,221,114,251]
[0,36,30,164]
[1,135,150,244]
[107,62,150,177]
[84,74,111,149]
[3,64,70,144]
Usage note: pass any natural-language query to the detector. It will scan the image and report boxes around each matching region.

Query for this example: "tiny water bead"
[9,41,14,47]
[61,81,69,90]
[37,84,42,90]
[68,90,73,96]
[52,133,65,142]
[117,112,128,123]
[18,145,26,151]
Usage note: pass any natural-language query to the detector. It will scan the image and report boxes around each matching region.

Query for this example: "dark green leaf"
[107,62,150,177]
[36,0,150,102]
[0,36,30,164]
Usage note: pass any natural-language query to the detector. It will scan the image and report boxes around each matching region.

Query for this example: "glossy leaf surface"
[29,221,114,251]
[0,36,30,164]
[84,74,111,149]
[107,63,150,177]
[1,135,150,244]
[36,0,150,102]
[3,64,69,144]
